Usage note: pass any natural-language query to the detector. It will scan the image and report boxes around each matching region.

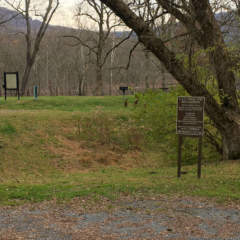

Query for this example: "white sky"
[0,0,79,28]
[51,0,78,28]
[0,0,122,30]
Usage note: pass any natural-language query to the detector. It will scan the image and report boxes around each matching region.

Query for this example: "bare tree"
[99,0,240,160]
[0,9,22,96]
[4,0,59,95]
[64,0,131,95]
[71,45,89,96]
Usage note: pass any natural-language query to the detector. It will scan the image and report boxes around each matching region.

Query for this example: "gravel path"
[0,196,240,240]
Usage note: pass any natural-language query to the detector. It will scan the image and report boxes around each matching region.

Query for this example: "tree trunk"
[161,63,166,89]
[144,51,150,89]
[95,64,103,96]
[21,62,33,96]
[222,121,240,160]
[78,75,82,96]
[100,0,240,160]
[78,46,87,96]
[48,78,53,96]
[78,72,85,96]
[95,3,104,96]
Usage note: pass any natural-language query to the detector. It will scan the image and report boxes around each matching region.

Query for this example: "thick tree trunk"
[21,62,34,96]
[222,122,240,160]
[100,0,240,160]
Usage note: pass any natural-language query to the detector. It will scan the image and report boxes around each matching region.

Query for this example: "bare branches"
[102,30,134,67]
[62,34,98,54]
[126,41,139,69]
[162,31,190,43]
[34,0,60,44]
[0,12,20,25]
[3,0,60,95]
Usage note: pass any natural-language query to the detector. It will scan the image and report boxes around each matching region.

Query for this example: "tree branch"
[101,30,134,67]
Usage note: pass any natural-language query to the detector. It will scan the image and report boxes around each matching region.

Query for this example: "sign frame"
[176,96,205,137]
[3,72,20,100]
[176,96,205,179]
[119,86,128,96]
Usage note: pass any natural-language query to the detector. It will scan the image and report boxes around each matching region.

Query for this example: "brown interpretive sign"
[176,96,205,179]
[177,96,205,136]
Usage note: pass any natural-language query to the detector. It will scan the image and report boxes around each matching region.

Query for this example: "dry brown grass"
[0,106,162,183]
[47,135,147,172]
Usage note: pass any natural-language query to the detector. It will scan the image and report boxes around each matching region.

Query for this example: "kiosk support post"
[178,135,183,178]
[198,136,203,179]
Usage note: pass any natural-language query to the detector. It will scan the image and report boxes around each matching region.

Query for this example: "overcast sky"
[51,0,77,27]
[0,0,106,29]
[1,0,79,28]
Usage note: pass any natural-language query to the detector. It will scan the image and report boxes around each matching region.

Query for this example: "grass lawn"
[0,95,133,112]
[0,95,239,205]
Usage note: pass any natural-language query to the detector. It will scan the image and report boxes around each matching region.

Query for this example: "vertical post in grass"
[34,85,38,100]
[120,86,128,107]
[198,136,203,178]
[119,86,128,98]
[178,135,183,178]
[4,85,6,101]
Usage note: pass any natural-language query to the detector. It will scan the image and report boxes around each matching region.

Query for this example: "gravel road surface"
[0,196,240,240]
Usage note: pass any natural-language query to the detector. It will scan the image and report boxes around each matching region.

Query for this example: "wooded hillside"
[0,7,175,96]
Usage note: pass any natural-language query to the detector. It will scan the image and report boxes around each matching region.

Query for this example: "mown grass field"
[0,94,239,205]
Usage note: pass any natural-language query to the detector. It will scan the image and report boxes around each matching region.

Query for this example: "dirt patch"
[0,196,240,240]
[48,136,144,171]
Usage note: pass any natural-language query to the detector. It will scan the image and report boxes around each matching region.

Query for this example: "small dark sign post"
[3,72,20,101]
[119,86,128,96]
[33,85,38,100]
[177,96,205,178]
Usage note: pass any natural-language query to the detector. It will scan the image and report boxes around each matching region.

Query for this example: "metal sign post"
[3,72,20,101]
[33,85,38,100]
[119,86,128,97]
[198,136,203,178]
[176,96,205,178]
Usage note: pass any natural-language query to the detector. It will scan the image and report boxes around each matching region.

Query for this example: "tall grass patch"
[74,109,145,151]
[0,121,17,135]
